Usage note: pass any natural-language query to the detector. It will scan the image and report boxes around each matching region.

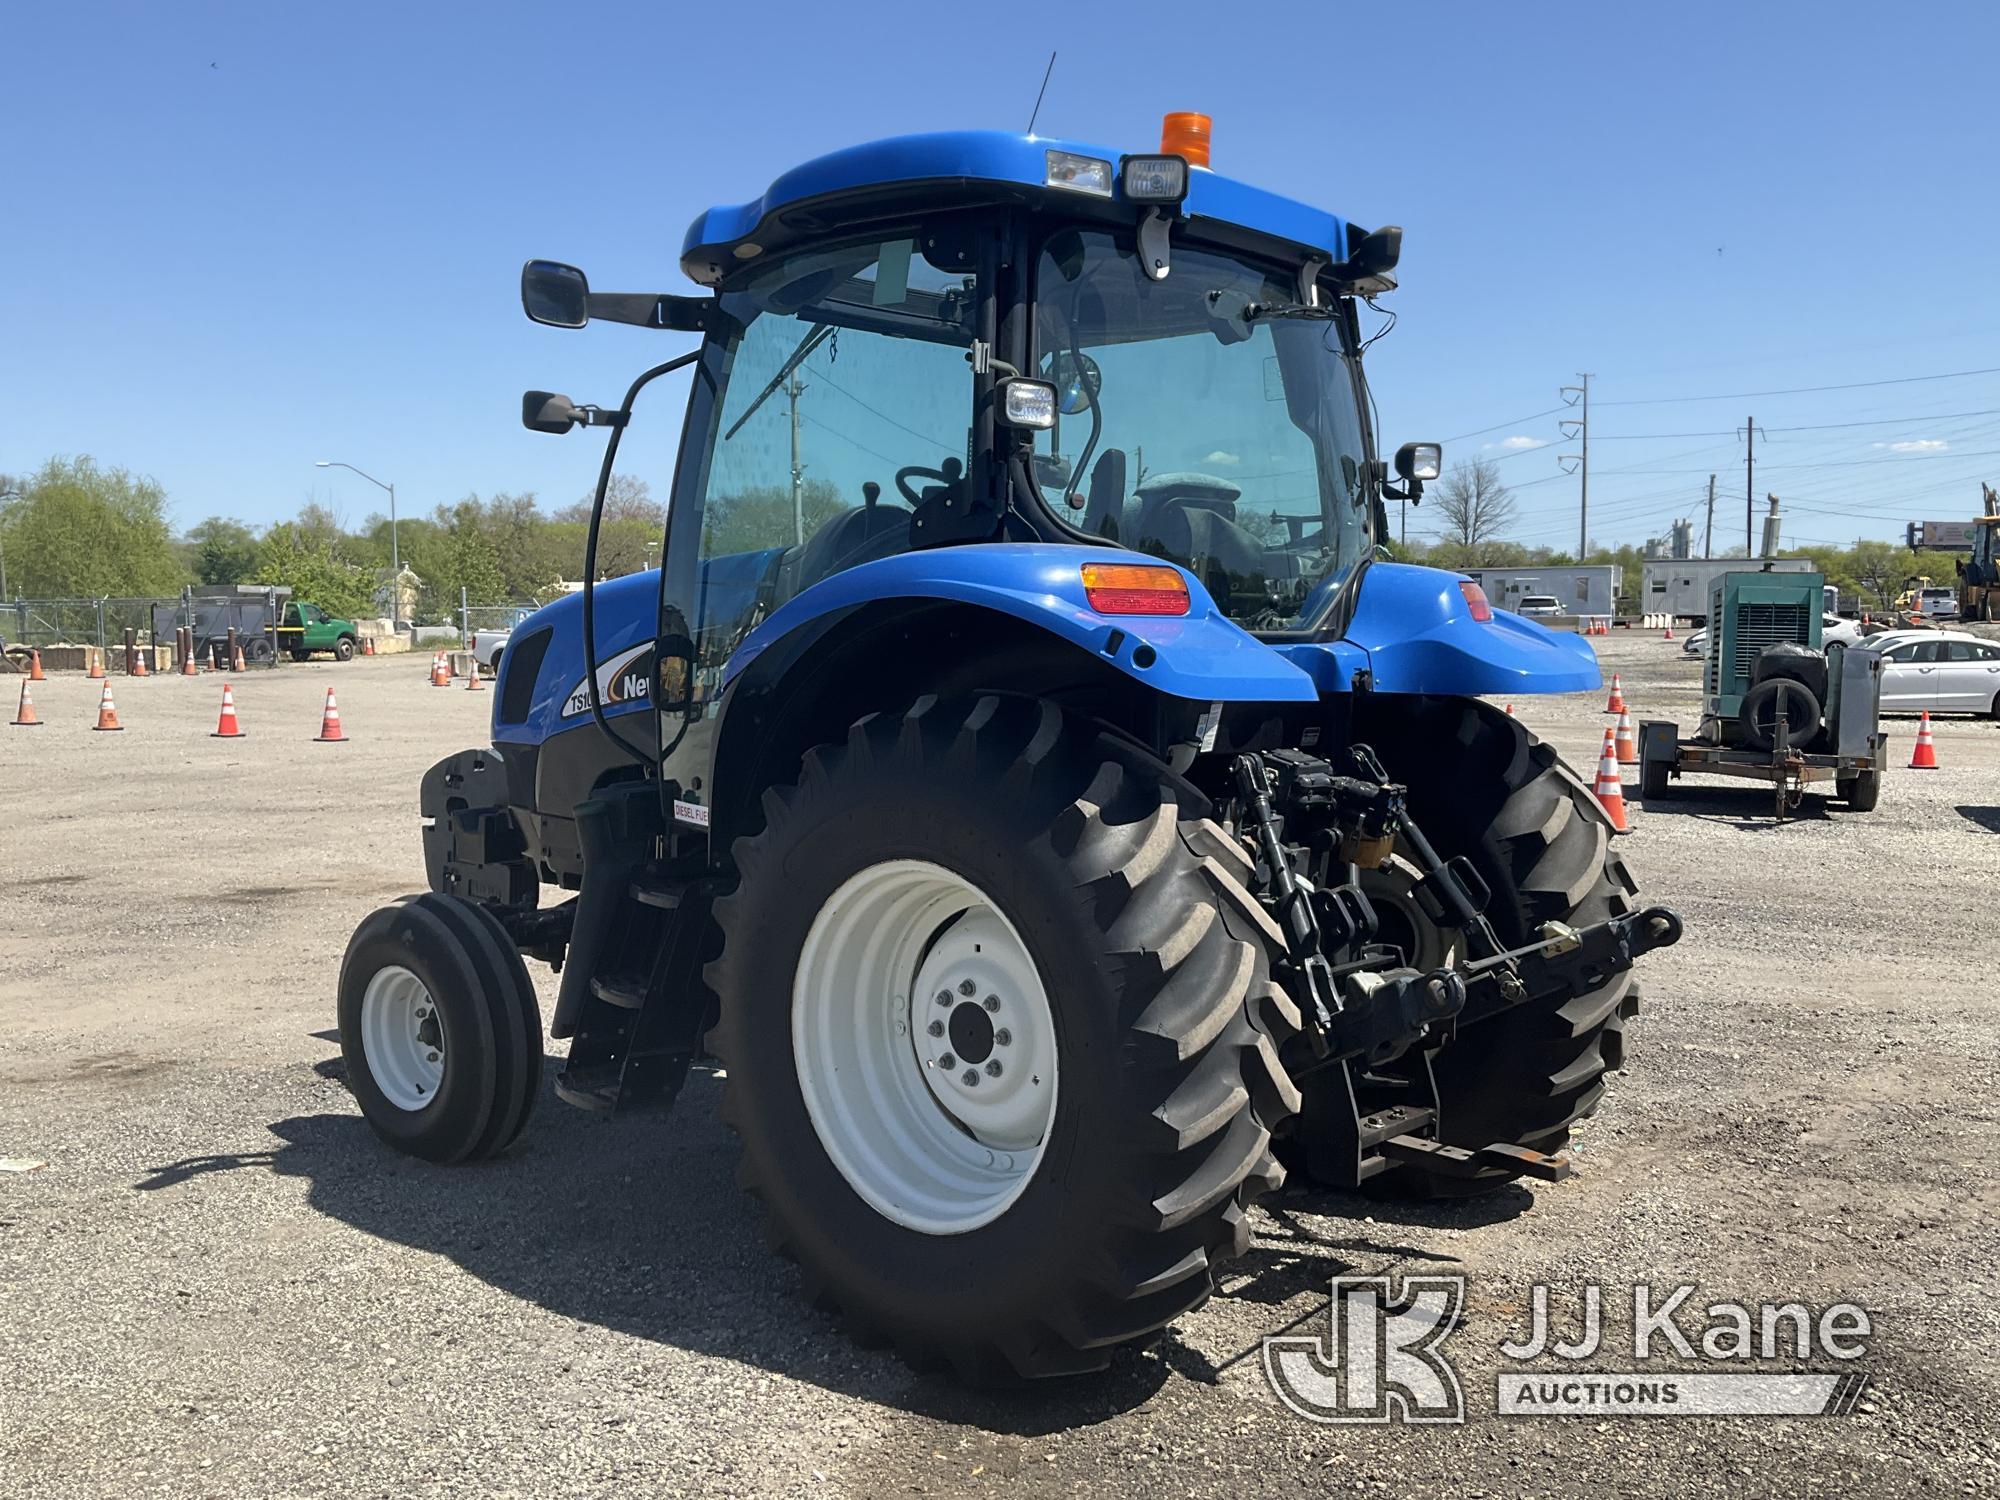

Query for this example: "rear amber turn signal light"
[1081,563,1190,616]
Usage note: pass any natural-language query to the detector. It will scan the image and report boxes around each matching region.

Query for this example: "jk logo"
[1263,1275,1466,1424]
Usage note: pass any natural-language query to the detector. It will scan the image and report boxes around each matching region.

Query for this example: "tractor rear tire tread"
[707,694,1296,1382]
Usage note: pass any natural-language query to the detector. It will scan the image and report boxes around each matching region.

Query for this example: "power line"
[1440,407,1566,443]
[1594,366,2000,407]
[1594,406,2000,440]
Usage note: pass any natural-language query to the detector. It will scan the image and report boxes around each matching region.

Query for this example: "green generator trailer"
[1640,569,1886,818]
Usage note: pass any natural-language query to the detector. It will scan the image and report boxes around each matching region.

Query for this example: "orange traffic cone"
[466,663,484,691]
[1505,703,1515,716]
[1604,674,1627,715]
[315,687,347,743]
[361,635,376,657]
[231,644,246,672]
[87,652,105,680]
[1908,711,1938,770]
[1614,708,1638,765]
[1592,728,1630,833]
[1663,622,1675,641]
[12,680,42,726]
[211,682,245,738]
[132,648,150,678]
[431,652,451,688]
[92,681,123,732]
[27,649,46,682]
[207,645,219,673]
[181,647,198,677]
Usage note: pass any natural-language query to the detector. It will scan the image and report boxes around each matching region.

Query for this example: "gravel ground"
[3,640,1998,1498]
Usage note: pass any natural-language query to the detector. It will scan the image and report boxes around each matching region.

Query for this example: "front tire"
[708,695,1298,1381]
[333,635,357,662]
[338,893,542,1162]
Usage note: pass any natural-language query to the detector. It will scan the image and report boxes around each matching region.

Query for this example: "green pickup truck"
[276,601,361,661]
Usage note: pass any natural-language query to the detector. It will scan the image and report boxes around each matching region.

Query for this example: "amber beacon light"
[1158,112,1212,168]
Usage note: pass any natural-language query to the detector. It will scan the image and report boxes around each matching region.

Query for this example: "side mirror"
[522,260,590,328]
[1395,441,1442,483]
[522,390,582,434]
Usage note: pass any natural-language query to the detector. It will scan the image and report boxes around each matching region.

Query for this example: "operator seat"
[1130,472,1245,564]
[783,481,911,598]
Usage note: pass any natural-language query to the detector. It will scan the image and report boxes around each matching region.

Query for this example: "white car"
[1875,632,2000,717]
[1515,594,1564,618]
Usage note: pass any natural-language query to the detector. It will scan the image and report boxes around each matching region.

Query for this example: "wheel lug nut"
[962,1069,980,1087]
[939,1054,955,1070]
[958,979,977,997]
[983,995,1000,1012]
[927,1020,945,1038]
[935,990,952,1007]
[427,1051,440,1063]
[985,1060,1002,1078]
[994,1028,1011,1047]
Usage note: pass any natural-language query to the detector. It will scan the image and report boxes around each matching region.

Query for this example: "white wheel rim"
[1360,853,1461,973]
[793,859,1058,1235]
[361,964,445,1111]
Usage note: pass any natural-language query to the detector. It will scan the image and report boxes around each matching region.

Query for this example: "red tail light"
[1459,581,1493,622]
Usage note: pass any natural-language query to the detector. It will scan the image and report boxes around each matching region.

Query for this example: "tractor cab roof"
[680,129,1354,286]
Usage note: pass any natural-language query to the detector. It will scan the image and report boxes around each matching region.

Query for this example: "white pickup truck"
[467,607,537,677]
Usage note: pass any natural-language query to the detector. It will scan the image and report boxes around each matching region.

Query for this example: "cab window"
[689,233,978,669]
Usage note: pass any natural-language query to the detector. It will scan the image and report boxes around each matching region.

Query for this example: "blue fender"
[1275,562,1603,697]
[725,543,1317,704]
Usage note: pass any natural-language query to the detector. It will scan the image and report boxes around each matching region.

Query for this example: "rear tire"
[1297,698,1639,1195]
[338,893,542,1162]
[708,695,1298,1381]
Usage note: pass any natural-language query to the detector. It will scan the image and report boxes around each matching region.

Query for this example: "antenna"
[1026,51,1056,136]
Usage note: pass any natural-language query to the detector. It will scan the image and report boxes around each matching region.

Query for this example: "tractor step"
[589,972,648,1010]
[630,872,687,910]
[1379,1133,1575,1183]
[554,1061,623,1113]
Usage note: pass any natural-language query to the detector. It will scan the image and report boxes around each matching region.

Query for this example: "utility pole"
[1742,417,1757,555]
[1559,373,1592,557]
[1703,473,1716,557]
[786,373,807,544]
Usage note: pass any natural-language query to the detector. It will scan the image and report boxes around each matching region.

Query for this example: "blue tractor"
[338,117,1681,1381]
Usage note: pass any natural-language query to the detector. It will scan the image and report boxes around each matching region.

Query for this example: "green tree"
[185,516,260,586]
[702,479,847,556]
[6,456,186,598]
[254,523,373,619]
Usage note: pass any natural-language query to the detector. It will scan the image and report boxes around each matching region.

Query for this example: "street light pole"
[0,489,20,600]
[315,461,400,624]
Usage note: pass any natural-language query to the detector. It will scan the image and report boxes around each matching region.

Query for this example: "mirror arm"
[586,291,725,333]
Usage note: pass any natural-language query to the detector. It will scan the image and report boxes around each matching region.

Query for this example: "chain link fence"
[3,587,288,662]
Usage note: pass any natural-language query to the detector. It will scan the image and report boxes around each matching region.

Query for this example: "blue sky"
[5,1,1996,552]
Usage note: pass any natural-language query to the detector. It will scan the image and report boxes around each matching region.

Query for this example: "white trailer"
[1642,558,1814,621]
[1463,565,1620,620]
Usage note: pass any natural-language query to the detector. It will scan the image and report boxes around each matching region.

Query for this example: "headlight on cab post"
[997,378,1058,431]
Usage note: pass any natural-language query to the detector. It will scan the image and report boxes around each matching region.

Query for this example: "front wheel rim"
[792,860,1058,1235]
[360,964,445,1111]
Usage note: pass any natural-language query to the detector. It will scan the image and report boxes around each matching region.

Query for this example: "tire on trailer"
[1837,769,1882,812]
[338,892,542,1162]
[1295,696,1640,1196]
[707,694,1299,1382]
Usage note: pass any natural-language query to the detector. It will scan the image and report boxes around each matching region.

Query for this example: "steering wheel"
[895,457,961,505]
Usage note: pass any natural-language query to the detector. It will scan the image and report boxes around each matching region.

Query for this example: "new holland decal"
[560,642,657,718]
